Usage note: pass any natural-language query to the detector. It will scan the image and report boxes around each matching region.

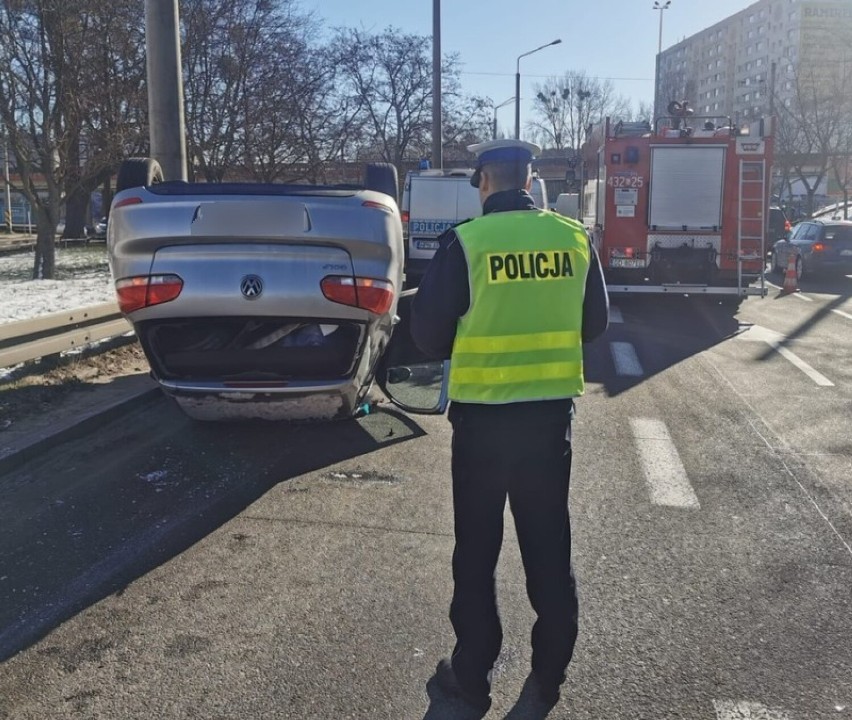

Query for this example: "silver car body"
[107,182,403,421]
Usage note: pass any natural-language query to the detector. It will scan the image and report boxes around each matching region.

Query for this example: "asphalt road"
[1,274,851,719]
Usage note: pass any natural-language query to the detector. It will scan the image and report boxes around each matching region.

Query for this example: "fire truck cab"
[582,101,773,297]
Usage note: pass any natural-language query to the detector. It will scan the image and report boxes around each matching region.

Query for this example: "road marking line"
[832,308,852,321]
[767,340,834,386]
[630,418,700,509]
[736,325,834,386]
[609,306,624,323]
[713,699,791,719]
[610,341,643,376]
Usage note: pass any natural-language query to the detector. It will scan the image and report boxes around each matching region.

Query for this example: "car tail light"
[401,210,410,223]
[115,274,183,313]
[321,276,394,314]
[114,196,143,209]
[812,242,825,252]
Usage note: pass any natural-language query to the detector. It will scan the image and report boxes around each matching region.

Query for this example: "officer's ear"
[479,168,491,193]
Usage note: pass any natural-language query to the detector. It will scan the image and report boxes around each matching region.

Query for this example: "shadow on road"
[0,398,428,661]
[584,294,742,397]
[420,671,557,720]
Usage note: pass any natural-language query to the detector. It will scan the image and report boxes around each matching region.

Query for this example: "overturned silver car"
[107,158,406,421]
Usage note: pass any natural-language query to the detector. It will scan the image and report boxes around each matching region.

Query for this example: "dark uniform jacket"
[410,188,609,423]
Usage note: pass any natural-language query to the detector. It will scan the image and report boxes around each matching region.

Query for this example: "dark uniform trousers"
[448,399,579,697]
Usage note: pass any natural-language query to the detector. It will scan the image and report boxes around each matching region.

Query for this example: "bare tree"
[529,71,632,151]
[332,26,433,172]
[0,0,146,277]
[775,62,852,215]
[182,0,315,182]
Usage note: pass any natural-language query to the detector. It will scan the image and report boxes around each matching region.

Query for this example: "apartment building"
[655,0,852,124]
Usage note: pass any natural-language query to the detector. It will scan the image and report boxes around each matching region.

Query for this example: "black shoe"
[434,658,492,714]
[530,672,561,706]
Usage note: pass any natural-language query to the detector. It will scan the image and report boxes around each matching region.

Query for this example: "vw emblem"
[240,274,264,299]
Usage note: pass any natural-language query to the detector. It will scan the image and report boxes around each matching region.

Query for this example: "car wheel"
[116,157,165,193]
[364,163,398,204]
[795,254,804,280]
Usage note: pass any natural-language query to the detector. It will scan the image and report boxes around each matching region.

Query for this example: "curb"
[0,385,161,476]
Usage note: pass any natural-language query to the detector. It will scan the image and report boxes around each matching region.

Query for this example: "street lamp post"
[493,96,516,140]
[653,1,671,120]
[515,39,562,140]
[654,0,671,55]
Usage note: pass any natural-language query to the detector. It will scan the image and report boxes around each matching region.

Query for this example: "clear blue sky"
[302,0,758,134]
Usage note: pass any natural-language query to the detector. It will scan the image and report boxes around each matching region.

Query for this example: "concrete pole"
[145,0,187,181]
[3,129,12,232]
[431,0,442,169]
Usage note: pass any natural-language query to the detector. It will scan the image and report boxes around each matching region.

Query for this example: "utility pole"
[431,0,442,169]
[145,0,188,181]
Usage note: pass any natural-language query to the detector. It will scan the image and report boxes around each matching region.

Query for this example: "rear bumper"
[160,379,362,421]
[808,256,852,273]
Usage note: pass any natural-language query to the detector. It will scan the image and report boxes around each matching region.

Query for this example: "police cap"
[467,139,541,188]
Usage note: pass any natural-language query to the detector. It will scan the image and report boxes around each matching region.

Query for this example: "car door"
[376,289,449,415]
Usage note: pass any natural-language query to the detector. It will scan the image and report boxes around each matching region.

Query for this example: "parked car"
[108,157,423,422]
[770,218,852,279]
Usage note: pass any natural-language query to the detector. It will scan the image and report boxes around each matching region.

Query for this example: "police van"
[401,168,548,283]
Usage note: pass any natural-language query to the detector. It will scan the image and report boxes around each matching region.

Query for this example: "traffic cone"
[781,253,799,294]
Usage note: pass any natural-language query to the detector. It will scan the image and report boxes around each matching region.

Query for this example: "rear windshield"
[823,225,852,241]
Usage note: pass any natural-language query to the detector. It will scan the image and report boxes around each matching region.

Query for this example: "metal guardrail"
[0,303,132,368]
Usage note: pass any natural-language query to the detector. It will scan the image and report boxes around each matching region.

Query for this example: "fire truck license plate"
[611,258,644,268]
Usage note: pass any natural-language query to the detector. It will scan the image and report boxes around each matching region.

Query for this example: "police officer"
[411,139,609,713]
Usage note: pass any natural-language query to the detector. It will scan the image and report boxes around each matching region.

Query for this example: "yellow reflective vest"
[448,210,591,404]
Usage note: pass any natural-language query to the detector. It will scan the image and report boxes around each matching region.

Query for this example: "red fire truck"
[581,102,773,298]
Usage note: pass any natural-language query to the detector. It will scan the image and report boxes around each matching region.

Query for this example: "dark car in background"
[768,206,791,248]
[771,218,852,279]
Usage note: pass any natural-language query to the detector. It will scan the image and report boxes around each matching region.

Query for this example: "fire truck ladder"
[738,158,768,297]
